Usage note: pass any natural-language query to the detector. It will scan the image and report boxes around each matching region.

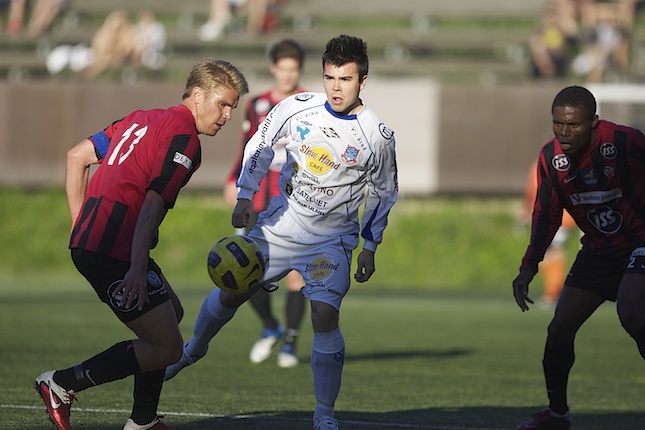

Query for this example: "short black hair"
[552,86,597,120]
[269,39,305,69]
[322,35,369,81]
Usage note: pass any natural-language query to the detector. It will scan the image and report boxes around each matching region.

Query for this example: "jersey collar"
[324,101,359,120]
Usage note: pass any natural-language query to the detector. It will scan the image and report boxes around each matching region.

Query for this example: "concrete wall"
[437,84,558,194]
[0,79,565,195]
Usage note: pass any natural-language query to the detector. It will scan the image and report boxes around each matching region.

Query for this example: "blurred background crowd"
[1,0,645,86]
[0,0,286,83]
[529,0,639,82]
[2,0,645,200]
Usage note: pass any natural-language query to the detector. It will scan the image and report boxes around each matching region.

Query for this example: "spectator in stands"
[199,0,274,41]
[571,0,634,82]
[82,9,134,79]
[528,0,579,78]
[47,9,167,79]
[0,0,25,37]
[25,0,67,39]
[0,0,66,38]
[577,0,597,27]
[131,9,167,70]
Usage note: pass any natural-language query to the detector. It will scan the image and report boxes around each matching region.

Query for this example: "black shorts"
[565,247,645,302]
[71,248,170,323]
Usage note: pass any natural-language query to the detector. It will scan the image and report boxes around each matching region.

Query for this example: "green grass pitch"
[1,283,644,429]
[0,189,644,429]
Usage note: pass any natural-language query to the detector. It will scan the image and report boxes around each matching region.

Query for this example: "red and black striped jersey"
[227,88,303,212]
[70,104,201,261]
[521,120,645,273]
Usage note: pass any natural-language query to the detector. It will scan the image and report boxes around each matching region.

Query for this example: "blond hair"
[182,59,249,100]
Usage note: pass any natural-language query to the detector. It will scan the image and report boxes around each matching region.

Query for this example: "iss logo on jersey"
[600,142,617,160]
[552,154,571,171]
[587,206,623,234]
[306,254,340,281]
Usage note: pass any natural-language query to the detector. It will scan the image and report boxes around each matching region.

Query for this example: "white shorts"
[247,207,356,311]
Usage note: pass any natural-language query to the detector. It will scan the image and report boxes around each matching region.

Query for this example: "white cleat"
[277,344,299,368]
[123,416,173,430]
[249,324,284,364]
[314,415,339,430]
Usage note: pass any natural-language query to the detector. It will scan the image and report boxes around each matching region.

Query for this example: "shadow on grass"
[287,348,473,364]
[345,348,472,361]
[150,407,645,430]
[17,405,645,430]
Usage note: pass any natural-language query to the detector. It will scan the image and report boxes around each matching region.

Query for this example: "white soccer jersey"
[237,92,398,252]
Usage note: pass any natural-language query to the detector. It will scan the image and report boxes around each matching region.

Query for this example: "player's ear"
[359,75,367,91]
[591,114,599,129]
[193,87,202,104]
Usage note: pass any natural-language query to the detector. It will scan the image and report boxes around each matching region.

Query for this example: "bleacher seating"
[4,0,638,86]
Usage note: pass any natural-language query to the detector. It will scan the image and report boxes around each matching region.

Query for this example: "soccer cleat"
[164,345,198,381]
[34,370,76,430]
[277,344,299,368]
[313,415,339,430]
[123,416,173,430]
[249,324,284,364]
[516,409,571,430]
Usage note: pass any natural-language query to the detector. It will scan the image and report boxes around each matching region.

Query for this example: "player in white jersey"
[164,34,398,430]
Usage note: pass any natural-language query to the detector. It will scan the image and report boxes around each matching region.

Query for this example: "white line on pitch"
[1,404,506,429]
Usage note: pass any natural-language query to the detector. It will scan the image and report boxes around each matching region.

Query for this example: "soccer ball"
[207,235,266,295]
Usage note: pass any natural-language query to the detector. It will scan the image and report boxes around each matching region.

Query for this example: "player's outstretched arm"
[513,269,537,312]
[354,249,375,283]
[116,189,167,311]
[65,139,99,225]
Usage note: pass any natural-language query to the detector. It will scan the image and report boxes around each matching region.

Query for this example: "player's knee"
[218,286,257,308]
[165,339,184,366]
[313,328,345,354]
[546,318,576,346]
[617,277,645,335]
[617,301,645,335]
[311,301,338,333]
